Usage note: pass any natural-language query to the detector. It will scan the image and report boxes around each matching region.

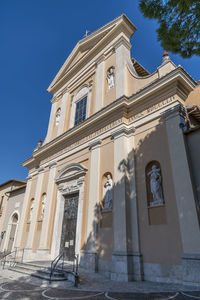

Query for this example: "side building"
[17,15,200,284]
[0,180,26,254]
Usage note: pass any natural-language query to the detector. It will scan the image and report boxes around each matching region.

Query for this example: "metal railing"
[49,253,79,286]
[0,248,25,269]
[49,251,64,282]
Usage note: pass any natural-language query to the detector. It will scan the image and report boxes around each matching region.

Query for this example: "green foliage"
[139,0,200,58]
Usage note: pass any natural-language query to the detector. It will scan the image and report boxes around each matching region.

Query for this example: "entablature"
[23,66,197,170]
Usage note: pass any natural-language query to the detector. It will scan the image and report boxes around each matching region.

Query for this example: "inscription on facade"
[42,118,123,164]
[129,96,176,123]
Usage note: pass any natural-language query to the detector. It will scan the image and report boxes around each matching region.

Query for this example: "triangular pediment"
[47,14,136,93]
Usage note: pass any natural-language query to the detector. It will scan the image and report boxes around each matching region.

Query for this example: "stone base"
[111,251,137,281]
[182,253,200,285]
[79,250,97,272]
[143,262,182,284]
[132,252,144,281]
[22,248,51,262]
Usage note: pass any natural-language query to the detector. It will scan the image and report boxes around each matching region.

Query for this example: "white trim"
[3,211,20,252]
[51,163,87,259]
[69,85,90,129]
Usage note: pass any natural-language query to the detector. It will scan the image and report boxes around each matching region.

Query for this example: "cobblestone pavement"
[0,268,200,299]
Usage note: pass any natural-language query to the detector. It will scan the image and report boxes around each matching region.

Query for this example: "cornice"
[111,126,135,139]
[48,18,136,94]
[88,139,102,150]
[23,66,196,168]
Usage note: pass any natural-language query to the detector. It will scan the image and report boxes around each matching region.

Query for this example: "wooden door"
[60,193,79,261]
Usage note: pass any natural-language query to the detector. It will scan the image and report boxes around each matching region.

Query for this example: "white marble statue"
[56,108,61,126]
[41,194,47,219]
[103,174,113,210]
[107,68,114,90]
[30,201,34,221]
[148,165,164,206]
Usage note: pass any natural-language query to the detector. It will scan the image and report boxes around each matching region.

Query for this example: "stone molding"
[37,167,44,173]
[56,163,87,184]
[48,161,57,169]
[111,126,135,140]
[88,139,102,151]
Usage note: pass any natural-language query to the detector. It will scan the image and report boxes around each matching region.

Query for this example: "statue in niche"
[56,108,61,126]
[106,67,114,90]
[102,174,113,210]
[30,201,34,221]
[41,195,46,219]
[148,165,164,206]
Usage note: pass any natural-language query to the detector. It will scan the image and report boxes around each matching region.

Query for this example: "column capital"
[88,139,102,151]
[95,54,105,66]
[26,175,32,181]
[37,167,44,173]
[48,161,57,169]
[162,104,186,121]
[111,126,135,140]
[114,36,131,51]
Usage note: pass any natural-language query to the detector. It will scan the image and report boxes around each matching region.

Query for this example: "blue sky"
[0,0,199,183]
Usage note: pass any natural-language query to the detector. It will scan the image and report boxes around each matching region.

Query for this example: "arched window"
[55,108,61,126]
[74,97,87,125]
[70,85,90,128]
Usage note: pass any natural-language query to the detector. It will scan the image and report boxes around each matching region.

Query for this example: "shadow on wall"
[79,115,200,277]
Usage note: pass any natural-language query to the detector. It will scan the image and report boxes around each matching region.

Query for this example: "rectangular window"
[74,97,87,126]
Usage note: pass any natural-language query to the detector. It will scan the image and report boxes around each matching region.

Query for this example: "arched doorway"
[51,163,87,260]
[7,213,18,252]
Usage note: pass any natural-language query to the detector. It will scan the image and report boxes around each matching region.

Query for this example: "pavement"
[0,266,200,299]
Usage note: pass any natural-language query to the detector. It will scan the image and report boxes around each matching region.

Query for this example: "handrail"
[49,253,79,286]
[49,251,64,282]
[0,248,25,269]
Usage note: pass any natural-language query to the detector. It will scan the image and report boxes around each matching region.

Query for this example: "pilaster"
[51,189,65,258]
[58,92,69,136]
[16,176,32,250]
[165,105,200,284]
[95,55,105,112]
[115,38,131,99]
[38,162,57,256]
[45,100,57,143]
[111,126,142,281]
[25,168,45,253]
[82,140,101,271]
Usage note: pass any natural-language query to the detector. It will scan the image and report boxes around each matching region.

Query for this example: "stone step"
[8,262,68,281]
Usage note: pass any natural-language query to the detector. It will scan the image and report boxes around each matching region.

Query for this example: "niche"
[145,161,166,225]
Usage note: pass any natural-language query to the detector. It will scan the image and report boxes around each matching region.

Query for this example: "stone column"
[81,140,101,271]
[15,176,32,250]
[165,106,200,284]
[94,55,105,113]
[25,168,45,259]
[58,92,68,136]
[38,162,57,258]
[115,38,131,99]
[111,126,136,281]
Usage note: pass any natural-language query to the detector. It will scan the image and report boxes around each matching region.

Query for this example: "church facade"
[16,15,200,284]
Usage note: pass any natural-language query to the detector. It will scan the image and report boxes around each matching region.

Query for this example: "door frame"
[51,163,87,260]
[3,211,19,252]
